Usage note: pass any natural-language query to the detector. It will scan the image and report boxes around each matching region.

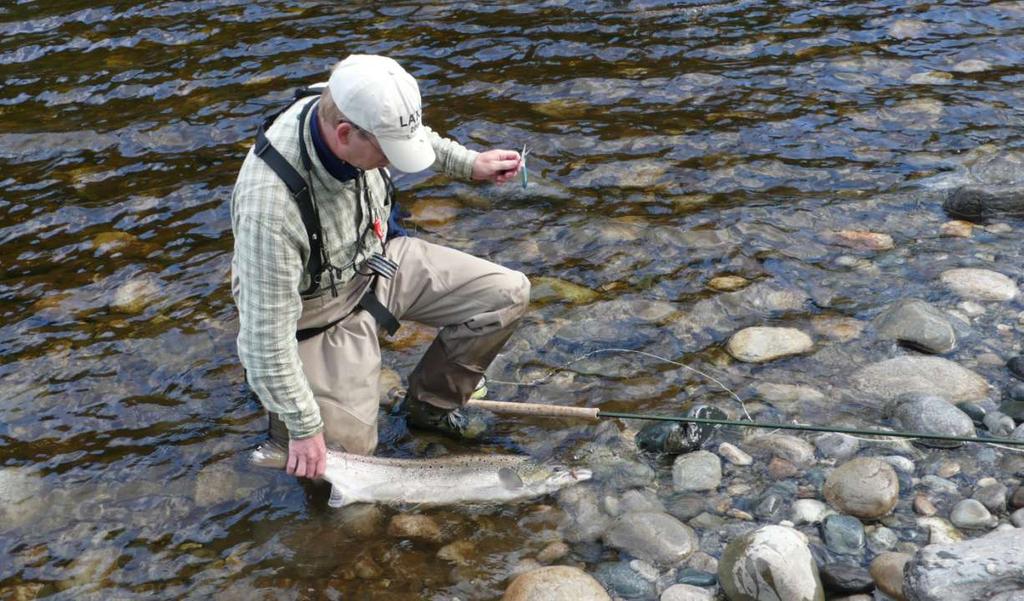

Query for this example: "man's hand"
[287,432,327,480]
[472,149,522,184]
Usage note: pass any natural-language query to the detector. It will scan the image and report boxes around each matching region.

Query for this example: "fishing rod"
[466,399,1024,447]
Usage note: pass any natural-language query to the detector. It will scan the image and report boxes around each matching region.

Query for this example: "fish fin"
[250,444,287,469]
[328,485,352,508]
[498,467,524,489]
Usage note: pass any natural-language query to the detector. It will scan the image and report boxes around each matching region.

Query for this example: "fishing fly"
[519,144,530,189]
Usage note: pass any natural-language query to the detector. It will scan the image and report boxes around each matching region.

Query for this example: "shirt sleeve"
[233,212,323,439]
[427,127,479,181]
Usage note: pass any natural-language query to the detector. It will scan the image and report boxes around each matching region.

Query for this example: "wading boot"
[405,401,491,439]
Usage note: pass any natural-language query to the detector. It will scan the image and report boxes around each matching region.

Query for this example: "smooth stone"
[755,492,787,522]
[913,494,938,516]
[708,275,749,292]
[825,230,894,251]
[822,514,866,556]
[873,299,956,353]
[558,486,611,544]
[1013,423,1024,441]
[502,566,612,601]
[719,525,824,601]
[593,562,657,599]
[814,433,861,460]
[973,482,1008,513]
[949,499,997,530]
[984,411,1016,437]
[661,583,715,601]
[675,568,717,587]
[672,451,722,492]
[751,382,826,406]
[718,442,752,466]
[887,393,975,448]
[792,499,832,525]
[1000,400,1024,421]
[956,401,987,424]
[604,511,698,567]
[437,540,476,565]
[637,421,704,455]
[617,489,666,515]
[940,268,1019,301]
[903,529,1024,601]
[824,458,900,519]
[869,552,910,601]
[726,326,813,363]
[387,514,445,543]
[881,455,916,474]
[851,356,989,403]
[530,276,600,305]
[940,220,974,237]
[866,526,899,553]
[1011,507,1024,527]
[748,434,816,466]
[917,517,964,544]
[687,551,719,575]
[1008,356,1024,381]
[110,274,161,314]
[818,563,873,594]
[536,541,570,564]
[1012,485,1024,509]
[768,457,800,479]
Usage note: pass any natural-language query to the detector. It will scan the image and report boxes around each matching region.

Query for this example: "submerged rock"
[886,393,975,448]
[823,458,899,519]
[726,326,813,363]
[873,299,955,353]
[851,356,989,403]
[940,268,1018,301]
[869,552,910,600]
[604,511,698,567]
[903,529,1024,601]
[502,565,612,601]
[718,525,824,601]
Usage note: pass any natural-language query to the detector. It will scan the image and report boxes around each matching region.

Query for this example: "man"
[231,54,529,481]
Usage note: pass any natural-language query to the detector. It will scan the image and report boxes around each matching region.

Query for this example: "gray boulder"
[851,357,989,403]
[604,511,698,567]
[903,528,1024,601]
[718,525,824,601]
[824,458,900,519]
[873,299,955,353]
[886,393,975,448]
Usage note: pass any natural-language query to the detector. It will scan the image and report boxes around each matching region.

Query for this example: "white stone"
[792,499,832,525]
[941,268,1019,301]
[726,327,813,363]
[718,442,752,466]
[718,525,824,601]
[661,583,715,601]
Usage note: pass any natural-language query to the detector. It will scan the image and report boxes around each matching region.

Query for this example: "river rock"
[604,511,698,566]
[502,565,612,601]
[792,499,832,525]
[748,434,816,466]
[672,451,722,492]
[917,517,964,544]
[718,442,753,466]
[873,299,956,353]
[661,583,716,601]
[823,458,899,519]
[1014,423,1024,440]
[819,563,873,594]
[984,411,1017,437]
[0,467,46,530]
[869,552,910,601]
[387,514,445,543]
[558,486,611,543]
[940,268,1019,301]
[718,525,824,601]
[886,393,975,448]
[110,274,162,314]
[814,433,861,460]
[593,561,657,599]
[726,326,813,363]
[822,514,866,556]
[973,482,1008,513]
[851,357,989,403]
[903,528,1024,601]
[949,499,997,530]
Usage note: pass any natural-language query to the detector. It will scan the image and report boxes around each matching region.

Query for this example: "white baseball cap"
[328,55,435,173]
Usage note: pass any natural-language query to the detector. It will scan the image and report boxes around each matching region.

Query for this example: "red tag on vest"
[373,218,384,242]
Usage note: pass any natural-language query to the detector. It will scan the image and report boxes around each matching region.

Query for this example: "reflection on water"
[2,1,1024,599]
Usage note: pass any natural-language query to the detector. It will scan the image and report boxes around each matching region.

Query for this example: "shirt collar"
[310,105,360,183]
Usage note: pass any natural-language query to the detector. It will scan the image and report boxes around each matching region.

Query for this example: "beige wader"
[268,235,530,455]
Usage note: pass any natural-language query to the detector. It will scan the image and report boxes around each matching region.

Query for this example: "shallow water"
[2,1,1024,599]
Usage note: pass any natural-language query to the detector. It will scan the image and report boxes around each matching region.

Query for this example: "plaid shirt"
[231,94,479,439]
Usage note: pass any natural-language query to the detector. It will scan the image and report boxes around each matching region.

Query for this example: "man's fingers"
[286,452,298,475]
[315,454,327,479]
[294,455,308,479]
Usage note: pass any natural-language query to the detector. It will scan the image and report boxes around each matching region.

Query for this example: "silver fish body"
[250,445,591,508]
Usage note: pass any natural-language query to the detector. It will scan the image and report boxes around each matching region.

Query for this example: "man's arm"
[233,211,326,478]
[426,128,523,183]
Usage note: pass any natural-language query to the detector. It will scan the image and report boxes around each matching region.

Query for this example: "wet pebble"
[851,356,989,403]
[881,455,916,474]
[110,273,162,314]
[725,326,813,363]
[918,516,964,544]
[386,514,445,543]
[437,540,475,565]
[1008,356,1024,381]
[749,434,816,466]
[953,59,992,73]
[1013,423,1024,440]
[866,525,899,553]
[754,491,787,522]
[940,268,1019,301]
[822,514,866,556]
[502,565,612,601]
[792,499,831,525]
[768,456,800,479]
[717,442,752,466]
[824,457,899,519]
[814,433,860,460]
[940,220,974,237]
[956,401,987,424]
[984,411,1016,437]
[973,481,1007,514]
[672,451,722,492]
[914,494,938,516]
[869,552,910,601]
[949,499,997,530]
[707,275,749,292]
[819,562,873,594]
[873,299,955,353]
[825,229,894,251]
[1001,399,1024,421]
[593,561,657,600]
[675,567,717,587]
[887,393,974,448]
[604,511,698,566]
[1012,485,1024,510]
[718,526,824,601]
[661,583,715,601]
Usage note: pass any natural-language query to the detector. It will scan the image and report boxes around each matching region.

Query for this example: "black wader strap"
[295,279,400,342]
[253,96,324,296]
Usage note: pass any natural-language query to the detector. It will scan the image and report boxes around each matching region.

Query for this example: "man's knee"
[504,270,531,321]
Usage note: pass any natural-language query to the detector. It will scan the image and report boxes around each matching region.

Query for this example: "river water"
[2,1,1024,600]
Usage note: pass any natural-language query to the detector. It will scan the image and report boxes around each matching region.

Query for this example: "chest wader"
[252,89,401,448]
